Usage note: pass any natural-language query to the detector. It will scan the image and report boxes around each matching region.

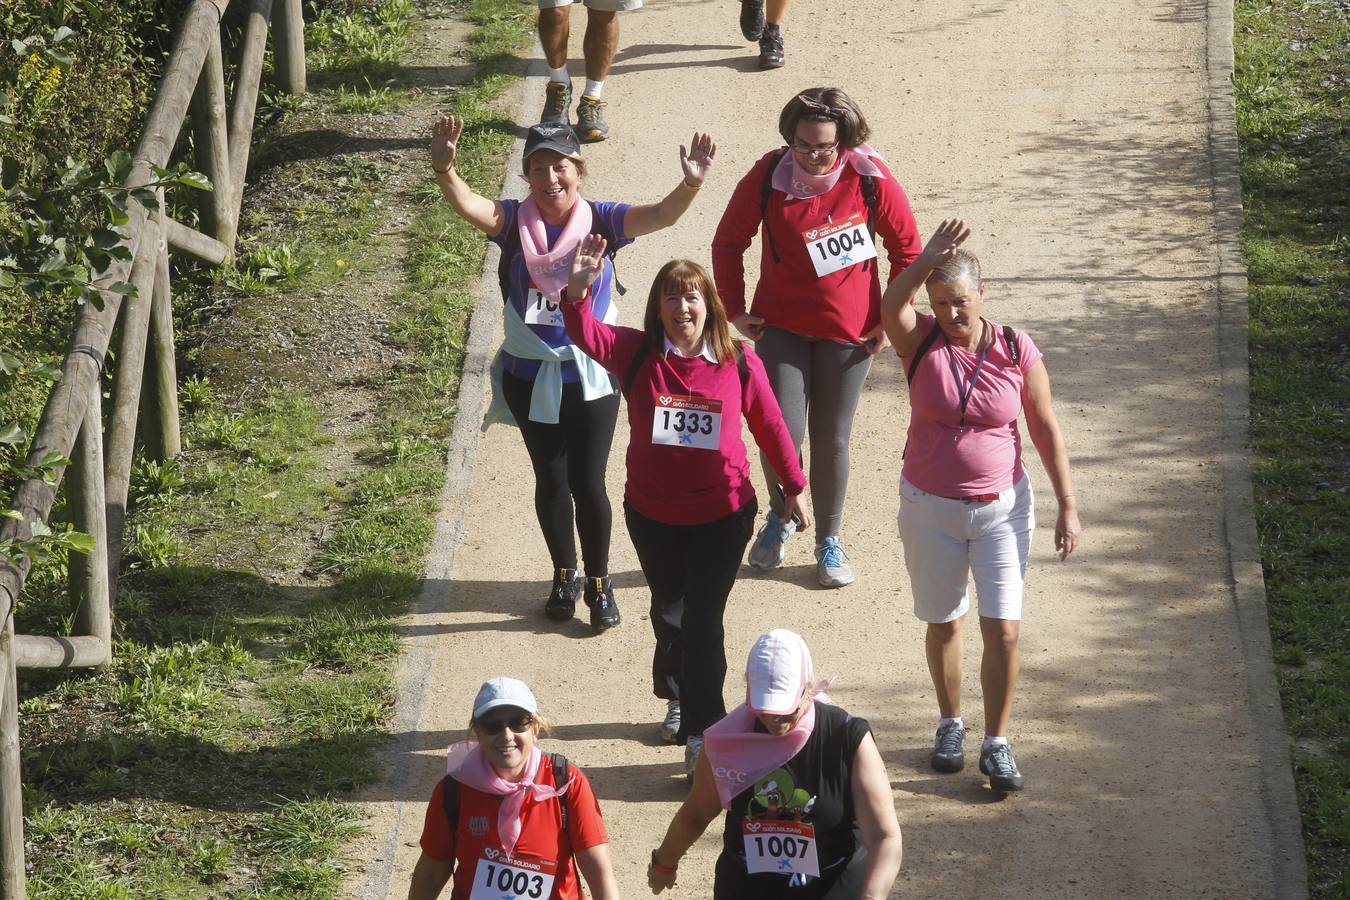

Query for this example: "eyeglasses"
[791,142,839,159]
[478,714,534,735]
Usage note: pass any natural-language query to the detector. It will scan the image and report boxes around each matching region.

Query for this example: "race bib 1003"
[801,213,878,278]
[651,393,722,450]
[522,286,565,327]
[741,819,821,878]
[469,850,557,900]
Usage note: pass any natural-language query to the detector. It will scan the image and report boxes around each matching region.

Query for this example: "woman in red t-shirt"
[408,677,617,900]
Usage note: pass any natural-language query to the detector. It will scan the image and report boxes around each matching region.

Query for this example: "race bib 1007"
[469,850,557,900]
[801,213,878,278]
[651,393,722,451]
[741,819,821,878]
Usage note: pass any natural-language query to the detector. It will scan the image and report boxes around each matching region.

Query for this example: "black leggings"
[502,371,619,576]
[625,498,757,741]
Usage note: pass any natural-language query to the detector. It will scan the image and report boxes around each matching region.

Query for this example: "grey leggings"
[755,326,873,543]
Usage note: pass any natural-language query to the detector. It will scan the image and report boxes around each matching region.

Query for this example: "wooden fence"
[0,0,306,893]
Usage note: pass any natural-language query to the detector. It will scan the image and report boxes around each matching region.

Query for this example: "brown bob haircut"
[642,259,740,365]
[777,87,871,150]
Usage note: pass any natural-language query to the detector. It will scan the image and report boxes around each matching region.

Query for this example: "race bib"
[522,286,565,327]
[801,213,878,278]
[742,820,821,878]
[651,394,721,450]
[469,850,557,900]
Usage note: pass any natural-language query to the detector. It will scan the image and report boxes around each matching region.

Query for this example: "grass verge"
[1233,2,1348,896]
[15,0,534,895]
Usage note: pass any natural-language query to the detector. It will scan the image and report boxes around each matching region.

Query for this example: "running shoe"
[575,95,609,143]
[739,0,765,40]
[979,742,1025,792]
[747,510,796,570]
[684,734,704,781]
[541,79,572,126]
[930,720,966,773]
[660,700,681,745]
[815,536,855,587]
[544,567,582,621]
[585,575,621,632]
[758,25,784,69]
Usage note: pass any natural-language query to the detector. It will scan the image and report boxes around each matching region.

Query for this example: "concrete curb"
[1206,1,1308,896]
[355,50,543,900]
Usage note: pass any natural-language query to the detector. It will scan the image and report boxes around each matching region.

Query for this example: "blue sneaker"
[815,536,855,587]
[747,510,796,570]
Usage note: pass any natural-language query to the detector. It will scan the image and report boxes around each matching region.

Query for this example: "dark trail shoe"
[544,568,581,621]
[585,575,620,632]
[541,80,572,125]
[740,0,766,40]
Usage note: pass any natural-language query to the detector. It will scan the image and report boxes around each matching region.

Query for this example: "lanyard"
[943,319,991,428]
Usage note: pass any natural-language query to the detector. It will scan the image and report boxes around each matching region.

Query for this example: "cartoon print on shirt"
[746,767,815,822]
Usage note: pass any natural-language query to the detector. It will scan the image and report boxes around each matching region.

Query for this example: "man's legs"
[574,7,619,141]
[538,3,572,124]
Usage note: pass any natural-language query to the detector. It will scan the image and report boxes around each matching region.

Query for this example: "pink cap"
[746,629,813,715]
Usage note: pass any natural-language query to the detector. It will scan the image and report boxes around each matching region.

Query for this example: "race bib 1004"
[801,213,878,278]
[741,819,821,878]
[522,286,565,327]
[651,393,722,451]
[469,850,557,900]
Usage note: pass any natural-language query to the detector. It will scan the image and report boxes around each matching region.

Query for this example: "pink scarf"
[701,679,836,810]
[770,142,887,200]
[518,196,594,304]
[445,741,571,855]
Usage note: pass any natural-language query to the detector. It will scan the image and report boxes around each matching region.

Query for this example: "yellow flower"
[41,67,62,92]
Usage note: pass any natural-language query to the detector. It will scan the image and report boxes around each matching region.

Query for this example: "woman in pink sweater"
[562,235,810,777]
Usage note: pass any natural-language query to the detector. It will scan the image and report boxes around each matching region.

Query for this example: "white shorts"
[538,0,642,11]
[896,474,1035,623]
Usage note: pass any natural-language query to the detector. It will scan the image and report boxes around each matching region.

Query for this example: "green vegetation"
[1234,1,1348,896]
[8,0,535,894]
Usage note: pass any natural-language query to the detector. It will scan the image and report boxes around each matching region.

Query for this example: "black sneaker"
[544,568,581,621]
[575,95,609,143]
[931,720,966,773]
[739,0,765,41]
[541,80,572,126]
[584,575,620,632]
[979,742,1025,792]
[758,25,784,69]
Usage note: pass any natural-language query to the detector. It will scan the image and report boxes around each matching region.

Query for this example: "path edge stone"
[1207,0,1308,895]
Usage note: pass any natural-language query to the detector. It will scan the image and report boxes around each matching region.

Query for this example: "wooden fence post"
[192,29,235,250]
[0,621,24,900]
[146,240,181,461]
[228,0,274,221]
[68,380,112,665]
[273,0,306,95]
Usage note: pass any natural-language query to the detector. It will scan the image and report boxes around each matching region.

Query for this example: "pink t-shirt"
[900,314,1043,496]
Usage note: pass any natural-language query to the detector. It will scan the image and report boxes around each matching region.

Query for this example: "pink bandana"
[770,142,887,200]
[445,741,571,855]
[518,196,594,305]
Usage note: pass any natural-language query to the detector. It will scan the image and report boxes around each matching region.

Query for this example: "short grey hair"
[928,249,983,293]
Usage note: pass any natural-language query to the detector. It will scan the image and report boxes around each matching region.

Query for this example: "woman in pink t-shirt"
[879,219,1082,794]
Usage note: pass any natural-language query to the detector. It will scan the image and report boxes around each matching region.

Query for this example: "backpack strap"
[1003,324,1020,366]
[735,342,750,391]
[551,753,571,835]
[905,320,943,384]
[758,148,791,265]
[439,773,461,831]
[622,341,650,399]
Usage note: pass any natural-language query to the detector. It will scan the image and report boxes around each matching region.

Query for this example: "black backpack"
[439,752,573,836]
[497,202,626,304]
[758,147,881,271]
[904,321,1021,385]
[621,340,750,399]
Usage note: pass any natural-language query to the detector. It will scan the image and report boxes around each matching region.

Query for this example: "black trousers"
[624,497,757,741]
[502,371,620,575]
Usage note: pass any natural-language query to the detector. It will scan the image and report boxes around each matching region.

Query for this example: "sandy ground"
[353,0,1299,896]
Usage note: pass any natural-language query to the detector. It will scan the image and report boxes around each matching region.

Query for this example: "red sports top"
[712,149,922,345]
[419,755,609,900]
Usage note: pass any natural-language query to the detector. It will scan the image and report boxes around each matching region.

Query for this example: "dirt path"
[354,0,1302,896]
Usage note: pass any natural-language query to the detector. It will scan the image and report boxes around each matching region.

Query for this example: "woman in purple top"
[879,218,1082,793]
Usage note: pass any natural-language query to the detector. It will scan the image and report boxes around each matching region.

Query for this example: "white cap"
[472,677,539,718]
[746,629,813,715]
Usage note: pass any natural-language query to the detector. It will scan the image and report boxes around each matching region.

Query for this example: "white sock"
[583,78,604,98]
[983,735,1009,749]
[939,716,964,730]
[548,64,569,84]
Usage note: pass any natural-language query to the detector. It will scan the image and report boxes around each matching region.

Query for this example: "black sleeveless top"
[716,702,872,897]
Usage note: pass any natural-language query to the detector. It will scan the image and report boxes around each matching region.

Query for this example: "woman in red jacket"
[562,235,811,777]
[712,87,922,588]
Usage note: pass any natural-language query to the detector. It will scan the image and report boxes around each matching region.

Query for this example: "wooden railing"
[0,0,305,894]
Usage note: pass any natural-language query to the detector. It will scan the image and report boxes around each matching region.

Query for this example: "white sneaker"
[660,700,681,745]
[815,536,855,587]
[748,510,796,570]
[684,734,704,781]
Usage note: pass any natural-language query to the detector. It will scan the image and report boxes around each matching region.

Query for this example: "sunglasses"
[478,714,534,735]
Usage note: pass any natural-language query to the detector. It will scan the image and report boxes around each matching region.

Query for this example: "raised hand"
[679,132,717,187]
[567,233,608,299]
[921,218,972,262]
[430,115,464,173]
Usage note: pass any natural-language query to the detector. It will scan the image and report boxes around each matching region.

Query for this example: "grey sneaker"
[684,734,704,781]
[931,721,966,773]
[575,95,609,143]
[815,536,855,587]
[660,700,681,745]
[979,742,1024,791]
[748,510,795,570]
[758,24,784,69]
[541,79,572,125]
[739,0,765,40]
